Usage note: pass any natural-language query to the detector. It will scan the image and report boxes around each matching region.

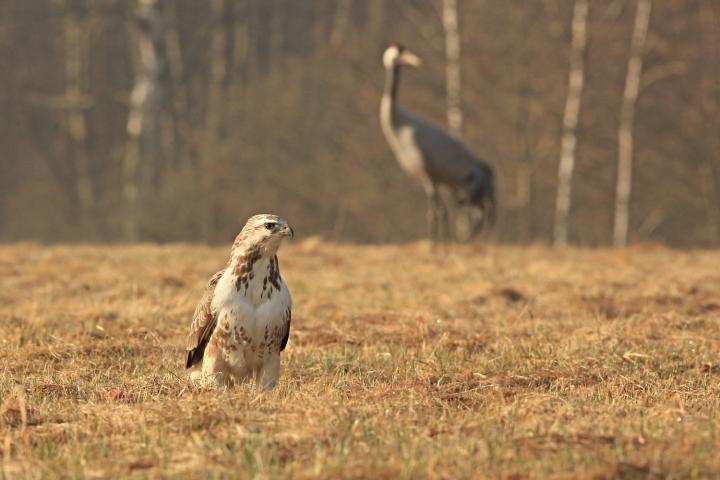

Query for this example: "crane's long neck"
[380,65,401,132]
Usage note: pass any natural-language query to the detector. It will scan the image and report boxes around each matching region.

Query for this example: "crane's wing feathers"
[185,269,224,368]
[398,110,495,204]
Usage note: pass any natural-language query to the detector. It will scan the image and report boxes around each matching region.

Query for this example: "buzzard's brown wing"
[185,269,224,368]
[280,307,291,352]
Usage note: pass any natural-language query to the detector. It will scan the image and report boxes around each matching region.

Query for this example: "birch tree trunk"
[330,0,352,48]
[201,0,230,242]
[699,0,720,243]
[613,0,652,247]
[553,0,588,247]
[512,3,535,242]
[442,0,463,139]
[205,0,229,145]
[367,1,385,40]
[123,0,168,241]
[269,0,285,72]
[0,4,8,234]
[229,2,251,101]
[61,3,94,233]
[164,0,188,167]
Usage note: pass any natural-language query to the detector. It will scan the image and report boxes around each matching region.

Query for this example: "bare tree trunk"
[61,3,95,235]
[269,0,285,71]
[206,0,229,141]
[123,0,168,241]
[699,0,720,243]
[164,0,188,167]
[200,0,230,242]
[553,0,588,247]
[330,0,352,48]
[613,0,652,247]
[367,1,385,41]
[228,1,252,108]
[24,0,98,237]
[442,0,463,139]
[0,3,8,236]
[512,3,535,242]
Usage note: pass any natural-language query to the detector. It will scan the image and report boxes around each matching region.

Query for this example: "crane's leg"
[436,193,452,242]
[425,187,440,244]
[472,205,486,236]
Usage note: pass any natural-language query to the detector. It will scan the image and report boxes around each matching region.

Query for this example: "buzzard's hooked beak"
[282,224,294,239]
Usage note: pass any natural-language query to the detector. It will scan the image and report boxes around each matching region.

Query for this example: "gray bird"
[380,44,496,242]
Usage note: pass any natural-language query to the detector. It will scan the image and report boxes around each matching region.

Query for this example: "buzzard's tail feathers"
[186,345,206,369]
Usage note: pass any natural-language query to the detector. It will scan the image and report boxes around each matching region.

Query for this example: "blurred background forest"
[0,0,718,246]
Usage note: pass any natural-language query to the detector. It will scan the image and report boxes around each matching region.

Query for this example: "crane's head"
[383,44,422,69]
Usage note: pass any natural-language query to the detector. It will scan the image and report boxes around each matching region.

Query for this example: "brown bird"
[185,214,294,389]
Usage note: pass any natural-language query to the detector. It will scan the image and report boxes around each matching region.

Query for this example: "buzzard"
[185,214,294,389]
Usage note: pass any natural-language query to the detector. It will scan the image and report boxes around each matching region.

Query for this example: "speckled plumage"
[185,214,293,389]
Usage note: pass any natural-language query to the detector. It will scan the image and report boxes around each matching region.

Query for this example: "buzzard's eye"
[264,222,276,230]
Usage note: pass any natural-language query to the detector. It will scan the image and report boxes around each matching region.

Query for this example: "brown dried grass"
[1,241,720,478]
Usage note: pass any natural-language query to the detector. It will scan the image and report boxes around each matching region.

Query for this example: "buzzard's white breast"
[211,256,292,369]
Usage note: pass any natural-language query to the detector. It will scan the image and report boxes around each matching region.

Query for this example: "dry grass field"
[2,241,720,479]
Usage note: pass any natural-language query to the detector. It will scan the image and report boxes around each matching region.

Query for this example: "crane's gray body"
[380,48,495,241]
[381,105,494,198]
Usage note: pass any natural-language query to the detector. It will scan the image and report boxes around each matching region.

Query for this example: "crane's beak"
[399,50,422,67]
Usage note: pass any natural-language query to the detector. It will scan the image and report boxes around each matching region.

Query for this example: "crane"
[380,44,496,242]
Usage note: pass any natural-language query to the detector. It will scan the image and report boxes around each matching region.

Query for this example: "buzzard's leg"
[197,353,229,387]
[189,368,203,383]
[230,366,254,386]
[257,354,280,390]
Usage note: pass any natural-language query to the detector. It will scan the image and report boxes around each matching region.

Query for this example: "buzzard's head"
[233,214,294,256]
